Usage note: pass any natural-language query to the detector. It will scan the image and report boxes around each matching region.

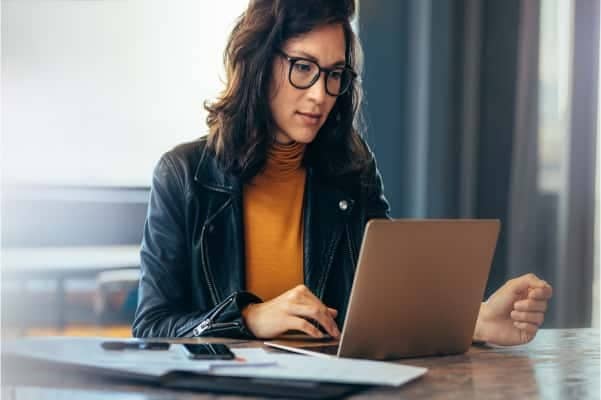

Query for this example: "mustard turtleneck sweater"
[243,141,307,301]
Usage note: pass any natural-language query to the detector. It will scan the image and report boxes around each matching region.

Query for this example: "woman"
[132,0,552,346]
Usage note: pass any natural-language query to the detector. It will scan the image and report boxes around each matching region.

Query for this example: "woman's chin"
[286,129,319,144]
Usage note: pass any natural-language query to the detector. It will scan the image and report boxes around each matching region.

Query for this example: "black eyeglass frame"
[276,50,357,97]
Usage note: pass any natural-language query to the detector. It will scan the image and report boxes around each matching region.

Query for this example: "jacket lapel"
[303,168,355,299]
[193,149,245,304]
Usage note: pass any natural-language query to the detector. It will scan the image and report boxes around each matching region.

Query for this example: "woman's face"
[268,23,346,144]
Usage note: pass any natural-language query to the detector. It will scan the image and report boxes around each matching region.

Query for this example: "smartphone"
[182,343,236,360]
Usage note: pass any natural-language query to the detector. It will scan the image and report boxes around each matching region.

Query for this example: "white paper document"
[4,337,275,376]
[5,337,427,387]
[216,349,428,387]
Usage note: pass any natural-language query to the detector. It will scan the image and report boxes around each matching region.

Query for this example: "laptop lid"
[337,219,499,360]
[265,219,499,361]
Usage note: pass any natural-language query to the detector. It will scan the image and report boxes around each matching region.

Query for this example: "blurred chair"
[94,269,139,326]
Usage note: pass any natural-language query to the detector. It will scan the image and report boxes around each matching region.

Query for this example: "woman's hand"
[474,273,553,346]
[242,284,340,339]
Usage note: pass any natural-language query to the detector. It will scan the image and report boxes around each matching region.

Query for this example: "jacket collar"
[193,144,242,194]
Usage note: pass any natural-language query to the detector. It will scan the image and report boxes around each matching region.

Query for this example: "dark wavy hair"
[205,0,371,184]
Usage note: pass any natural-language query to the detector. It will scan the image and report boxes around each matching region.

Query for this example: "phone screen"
[182,343,236,360]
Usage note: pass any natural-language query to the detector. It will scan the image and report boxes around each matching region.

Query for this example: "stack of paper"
[4,337,275,376]
[219,349,427,387]
[4,337,427,387]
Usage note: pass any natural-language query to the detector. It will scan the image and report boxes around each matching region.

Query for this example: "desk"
[2,329,599,399]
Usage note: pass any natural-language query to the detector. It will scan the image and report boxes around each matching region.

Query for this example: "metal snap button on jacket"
[339,200,349,211]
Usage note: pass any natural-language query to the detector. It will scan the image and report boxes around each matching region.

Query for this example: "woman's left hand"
[473,273,553,346]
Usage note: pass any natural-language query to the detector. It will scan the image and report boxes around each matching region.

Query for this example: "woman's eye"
[294,62,313,73]
[330,70,343,80]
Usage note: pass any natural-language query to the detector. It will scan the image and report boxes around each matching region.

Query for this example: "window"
[2,0,249,187]
[538,0,599,327]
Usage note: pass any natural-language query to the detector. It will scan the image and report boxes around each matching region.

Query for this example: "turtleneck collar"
[263,140,306,178]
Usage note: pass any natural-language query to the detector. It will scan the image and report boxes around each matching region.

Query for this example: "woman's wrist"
[241,302,257,321]
[472,302,489,343]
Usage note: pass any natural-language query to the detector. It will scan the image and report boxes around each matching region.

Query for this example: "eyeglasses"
[277,50,357,97]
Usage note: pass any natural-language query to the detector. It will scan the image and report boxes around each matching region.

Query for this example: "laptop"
[264,219,500,361]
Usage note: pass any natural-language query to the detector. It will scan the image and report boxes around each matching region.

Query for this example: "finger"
[528,286,553,300]
[514,299,547,313]
[291,304,340,338]
[295,289,340,335]
[510,273,549,295]
[327,307,338,317]
[510,310,545,326]
[292,304,340,338]
[288,316,323,338]
[513,321,539,336]
[510,273,544,291]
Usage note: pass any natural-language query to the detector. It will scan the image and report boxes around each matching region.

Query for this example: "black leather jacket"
[132,137,390,338]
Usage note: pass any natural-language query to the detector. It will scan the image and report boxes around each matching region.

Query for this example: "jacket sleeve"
[132,154,261,338]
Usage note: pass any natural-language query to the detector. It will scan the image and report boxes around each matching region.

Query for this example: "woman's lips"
[296,111,322,125]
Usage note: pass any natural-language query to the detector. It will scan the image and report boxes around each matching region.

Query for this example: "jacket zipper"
[193,321,240,336]
[317,219,355,299]
[200,198,233,306]
[316,198,354,298]
[200,229,219,306]
[191,293,237,336]
[345,224,357,266]
[317,230,342,299]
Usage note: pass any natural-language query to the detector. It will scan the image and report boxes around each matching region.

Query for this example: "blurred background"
[1,0,599,338]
